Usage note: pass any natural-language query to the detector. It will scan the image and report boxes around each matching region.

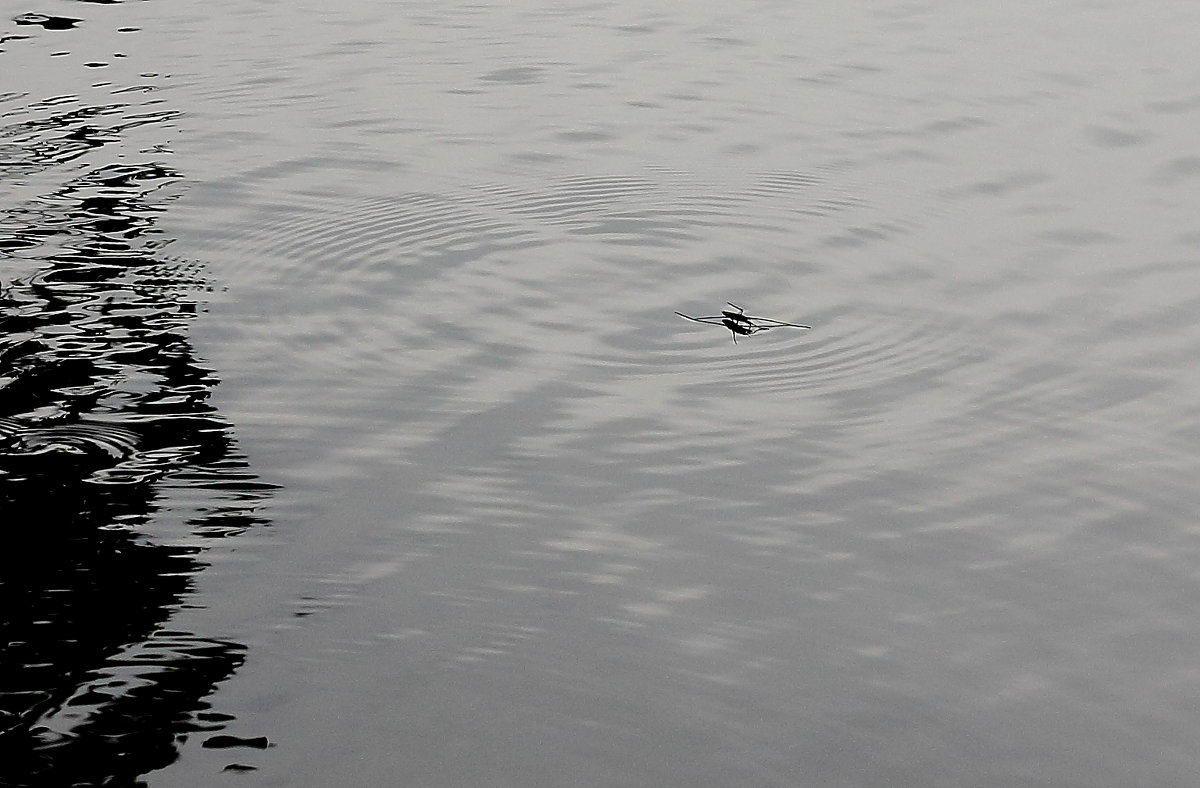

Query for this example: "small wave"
[197,191,536,284]
[573,305,984,404]
[0,418,141,480]
[164,166,886,479]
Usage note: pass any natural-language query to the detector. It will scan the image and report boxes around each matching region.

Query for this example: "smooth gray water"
[7,0,1200,785]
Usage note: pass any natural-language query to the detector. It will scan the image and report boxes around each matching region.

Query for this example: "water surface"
[6,0,1200,785]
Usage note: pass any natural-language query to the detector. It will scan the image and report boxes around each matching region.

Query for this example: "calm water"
[5,0,1200,785]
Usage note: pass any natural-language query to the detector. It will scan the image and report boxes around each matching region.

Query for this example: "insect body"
[675,302,810,343]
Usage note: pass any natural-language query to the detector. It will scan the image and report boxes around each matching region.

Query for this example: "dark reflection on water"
[12,14,82,32]
[1,12,275,787]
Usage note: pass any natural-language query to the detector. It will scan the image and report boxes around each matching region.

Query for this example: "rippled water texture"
[6,0,1200,786]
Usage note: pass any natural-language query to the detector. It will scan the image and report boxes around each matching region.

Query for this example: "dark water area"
[6,0,1200,786]
[2,5,276,783]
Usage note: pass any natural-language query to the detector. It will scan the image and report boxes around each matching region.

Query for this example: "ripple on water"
[0,417,138,456]
[577,303,986,416]
[177,165,984,482]
[188,165,862,339]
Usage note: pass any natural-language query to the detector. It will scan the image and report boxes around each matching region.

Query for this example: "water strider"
[675,302,811,343]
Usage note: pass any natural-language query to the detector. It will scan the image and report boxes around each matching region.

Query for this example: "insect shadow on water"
[675,302,811,344]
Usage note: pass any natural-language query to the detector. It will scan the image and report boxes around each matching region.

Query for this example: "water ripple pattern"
[115,0,1200,784]
[177,167,937,473]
